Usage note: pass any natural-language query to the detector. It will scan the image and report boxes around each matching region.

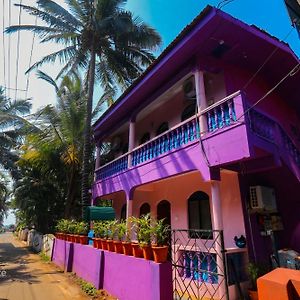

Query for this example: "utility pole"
[284,0,300,37]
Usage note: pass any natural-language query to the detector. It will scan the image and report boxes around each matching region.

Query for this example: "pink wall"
[108,170,245,249]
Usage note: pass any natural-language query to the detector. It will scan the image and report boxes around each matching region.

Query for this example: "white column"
[126,199,133,229]
[210,180,223,230]
[95,144,101,169]
[128,119,136,168]
[194,69,208,134]
[210,180,227,299]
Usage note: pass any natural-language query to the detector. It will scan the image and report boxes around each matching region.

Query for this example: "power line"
[2,0,7,97]
[7,0,12,99]
[237,63,300,121]
[2,86,26,92]
[15,0,23,101]
[25,15,38,100]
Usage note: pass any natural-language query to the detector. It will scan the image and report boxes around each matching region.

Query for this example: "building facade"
[92,5,300,299]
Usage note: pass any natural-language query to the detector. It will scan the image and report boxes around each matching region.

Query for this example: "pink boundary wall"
[52,239,173,300]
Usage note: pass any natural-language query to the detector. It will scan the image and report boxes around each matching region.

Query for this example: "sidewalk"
[0,232,89,300]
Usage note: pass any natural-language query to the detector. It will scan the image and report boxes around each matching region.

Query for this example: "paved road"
[0,232,89,300]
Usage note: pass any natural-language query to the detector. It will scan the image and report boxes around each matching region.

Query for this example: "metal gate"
[170,229,229,300]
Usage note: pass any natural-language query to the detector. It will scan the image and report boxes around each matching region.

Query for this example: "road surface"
[0,232,89,300]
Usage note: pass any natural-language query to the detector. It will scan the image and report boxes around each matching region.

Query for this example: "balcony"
[94,90,300,190]
[95,91,242,182]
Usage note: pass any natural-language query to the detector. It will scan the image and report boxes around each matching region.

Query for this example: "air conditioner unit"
[183,78,196,99]
[249,186,277,211]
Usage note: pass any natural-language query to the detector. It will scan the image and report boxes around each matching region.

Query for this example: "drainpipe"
[194,69,208,134]
[128,118,136,168]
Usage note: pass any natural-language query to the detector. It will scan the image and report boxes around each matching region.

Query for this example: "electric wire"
[7,0,12,99]
[25,15,38,100]
[2,0,7,98]
[14,0,23,101]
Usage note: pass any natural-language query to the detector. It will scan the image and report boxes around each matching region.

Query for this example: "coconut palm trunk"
[81,47,96,215]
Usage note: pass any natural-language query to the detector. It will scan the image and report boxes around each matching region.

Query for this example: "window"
[139,132,151,145]
[139,203,151,217]
[157,200,171,226]
[156,122,169,136]
[120,204,127,221]
[188,191,212,238]
[181,102,196,122]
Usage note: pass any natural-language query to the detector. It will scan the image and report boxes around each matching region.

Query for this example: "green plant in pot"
[106,220,118,252]
[130,216,144,258]
[247,262,269,300]
[152,218,170,263]
[55,219,68,240]
[67,220,77,242]
[137,214,153,260]
[120,219,133,256]
[76,221,89,245]
[114,221,126,254]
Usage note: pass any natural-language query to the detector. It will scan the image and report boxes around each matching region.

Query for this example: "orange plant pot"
[114,241,123,254]
[141,245,153,260]
[152,246,168,263]
[66,234,71,242]
[248,290,259,300]
[132,243,143,258]
[94,238,102,249]
[101,239,108,250]
[122,242,133,256]
[71,235,76,243]
[75,235,81,243]
[79,235,88,245]
[107,240,115,252]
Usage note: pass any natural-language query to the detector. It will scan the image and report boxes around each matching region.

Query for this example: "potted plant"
[55,219,68,240]
[247,262,268,300]
[68,220,77,242]
[137,214,153,260]
[131,217,144,258]
[106,220,118,252]
[100,221,109,250]
[121,219,133,256]
[76,221,89,245]
[152,218,170,263]
[114,221,125,254]
[93,221,103,249]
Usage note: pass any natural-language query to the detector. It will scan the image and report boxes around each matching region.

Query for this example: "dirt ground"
[0,232,116,300]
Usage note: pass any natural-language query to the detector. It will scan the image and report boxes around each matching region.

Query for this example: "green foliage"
[55,219,69,233]
[75,221,89,235]
[152,218,170,246]
[106,220,118,240]
[116,220,127,241]
[39,251,50,263]
[93,221,108,238]
[76,278,98,297]
[133,214,153,246]
[247,262,269,290]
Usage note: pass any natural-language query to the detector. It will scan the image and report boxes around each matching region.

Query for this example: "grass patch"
[76,278,98,297]
[39,251,50,263]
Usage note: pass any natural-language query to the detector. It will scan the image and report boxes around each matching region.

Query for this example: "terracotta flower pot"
[66,234,72,242]
[61,233,66,240]
[152,245,168,263]
[131,243,143,258]
[70,234,76,243]
[248,289,259,300]
[107,240,115,252]
[141,245,153,260]
[122,242,133,256]
[101,239,108,250]
[93,238,101,249]
[114,241,123,254]
[79,235,88,245]
[75,235,81,243]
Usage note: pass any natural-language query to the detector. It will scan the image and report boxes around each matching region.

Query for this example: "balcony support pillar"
[210,180,223,230]
[194,69,208,134]
[128,118,136,168]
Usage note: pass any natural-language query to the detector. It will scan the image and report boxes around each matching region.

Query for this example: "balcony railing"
[249,109,300,171]
[95,91,243,181]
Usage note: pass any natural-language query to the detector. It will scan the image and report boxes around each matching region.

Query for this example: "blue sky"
[126,0,300,56]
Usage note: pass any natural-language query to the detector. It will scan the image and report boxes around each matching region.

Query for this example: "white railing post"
[194,69,208,135]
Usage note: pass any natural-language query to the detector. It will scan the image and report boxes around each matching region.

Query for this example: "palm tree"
[6,0,161,213]
[0,87,32,178]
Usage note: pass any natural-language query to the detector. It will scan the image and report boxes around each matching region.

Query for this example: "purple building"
[91,6,300,299]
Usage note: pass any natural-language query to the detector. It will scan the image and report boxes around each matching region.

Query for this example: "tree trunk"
[81,47,96,218]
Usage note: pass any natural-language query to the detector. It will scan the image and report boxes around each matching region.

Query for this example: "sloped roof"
[93,5,299,139]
